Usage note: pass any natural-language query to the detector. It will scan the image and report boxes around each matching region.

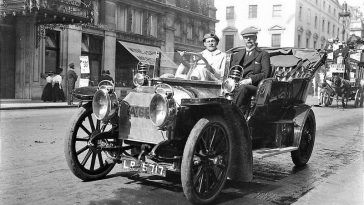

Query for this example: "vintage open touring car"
[65,47,327,204]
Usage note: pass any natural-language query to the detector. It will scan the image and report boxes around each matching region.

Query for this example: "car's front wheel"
[181,116,232,204]
[64,105,117,181]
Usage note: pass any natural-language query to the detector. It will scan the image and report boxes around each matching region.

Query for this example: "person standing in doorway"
[66,63,78,105]
[100,70,114,83]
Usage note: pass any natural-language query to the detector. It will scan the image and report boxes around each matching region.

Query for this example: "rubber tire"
[323,92,330,107]
[354,90,360,107]
[181,116,232,205]
[355,90,363,108]
[64,106,116,181]
[291,109,316,167]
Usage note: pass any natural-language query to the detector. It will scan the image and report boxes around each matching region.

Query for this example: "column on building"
[15,15,36,99]
[64,25,82,88]
[104,0,116,80]
[163,12,176,62]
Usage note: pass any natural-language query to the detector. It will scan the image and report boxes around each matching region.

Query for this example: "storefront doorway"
[45,30,60,73]
[0,19,16,99]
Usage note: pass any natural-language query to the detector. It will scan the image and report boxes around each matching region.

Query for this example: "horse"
[332,75,351,108]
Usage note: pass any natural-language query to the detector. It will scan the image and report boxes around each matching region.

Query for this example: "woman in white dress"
[41,71,54,102]
[52,68,65,102]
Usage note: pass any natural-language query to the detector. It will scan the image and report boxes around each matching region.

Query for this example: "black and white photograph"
[0,0,363,204]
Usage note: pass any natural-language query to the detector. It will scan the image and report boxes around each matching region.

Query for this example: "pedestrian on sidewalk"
[41,71,54,102]
[66,63,78,105]
[100,70,114,83]
[52,68,65,102]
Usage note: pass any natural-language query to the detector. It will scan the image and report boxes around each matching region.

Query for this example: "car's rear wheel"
[291,109,315,167]
[181,116,232,204]
[65,105,117,181]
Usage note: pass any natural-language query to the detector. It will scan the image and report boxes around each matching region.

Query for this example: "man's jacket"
[230,47,271,86]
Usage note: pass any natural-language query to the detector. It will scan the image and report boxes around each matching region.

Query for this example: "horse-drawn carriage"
[65,47,326,204]
[319,45,364,107]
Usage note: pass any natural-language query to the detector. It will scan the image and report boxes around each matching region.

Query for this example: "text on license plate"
[121,159,167,177]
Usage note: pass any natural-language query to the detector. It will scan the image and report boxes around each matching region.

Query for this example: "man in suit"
[66,63,78,105]
[230,27,271,113]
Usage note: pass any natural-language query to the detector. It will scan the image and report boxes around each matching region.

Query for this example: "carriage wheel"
[291,110,316,167]
[181,116,232,204]
[65,105,117,181]
[323,92,330,107]
[354,89,363,108]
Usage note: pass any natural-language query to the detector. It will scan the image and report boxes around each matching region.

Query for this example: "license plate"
[121,159,167,177]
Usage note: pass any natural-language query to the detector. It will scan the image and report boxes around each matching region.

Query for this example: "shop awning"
[118,41,177,71]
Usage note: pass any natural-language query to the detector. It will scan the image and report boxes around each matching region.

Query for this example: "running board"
[253,147,298,159]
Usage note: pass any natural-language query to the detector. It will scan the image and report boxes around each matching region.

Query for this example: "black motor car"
[65,47,327,204]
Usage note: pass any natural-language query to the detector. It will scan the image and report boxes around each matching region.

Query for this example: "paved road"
[0,103,363,205]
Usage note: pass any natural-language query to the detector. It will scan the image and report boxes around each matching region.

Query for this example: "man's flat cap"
[240,27,258,37]
[203,33,219,42]
[69,63,75,67]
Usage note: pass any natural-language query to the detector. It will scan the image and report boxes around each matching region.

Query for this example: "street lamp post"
[339,2,351,41]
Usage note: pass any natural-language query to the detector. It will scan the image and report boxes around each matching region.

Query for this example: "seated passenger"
[230,27,271,113]
[175,33,226,81]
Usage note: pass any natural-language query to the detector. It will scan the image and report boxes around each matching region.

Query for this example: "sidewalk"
[0,99,78,110]
[293,158,364,205]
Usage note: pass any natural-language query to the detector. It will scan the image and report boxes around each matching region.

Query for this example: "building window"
[314,16,318,28]
[306,38,310,48]
[334,8,336,16]
[116,6,127,32]
[272,5,282,17]
[45,30,60,74]
[322,19,325,32]
[323,1,325,10]
[328,5,331,13]
[226,6,234,19]
[81,34,103,85]
[307,9,311,24]
[248,5,257,18]
[333,25,335,37]
[131,9,143,35]
[327,21,330,34]
[148,13,158,37]
[298,34,301,48]
[299,6,302,20]
[175,21,181,37]
[316,0,318,5]
[187,24,193,39]
[337,28,340,37]
[271,34,281,47]
[225,35,234,51]
[314,40,317,48]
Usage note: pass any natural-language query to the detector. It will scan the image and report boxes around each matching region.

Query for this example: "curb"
[0,105,78,110]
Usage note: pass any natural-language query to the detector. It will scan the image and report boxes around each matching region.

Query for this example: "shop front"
[0,0,93,99]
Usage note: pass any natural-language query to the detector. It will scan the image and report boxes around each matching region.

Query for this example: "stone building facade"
[215,0,348,51]
[0,0,217,99]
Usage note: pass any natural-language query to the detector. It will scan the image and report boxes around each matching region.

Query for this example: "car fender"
[181,98,253,182]
[290,105,316,147]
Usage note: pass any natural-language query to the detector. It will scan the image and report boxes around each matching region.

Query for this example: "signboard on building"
[79,56,90,87]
